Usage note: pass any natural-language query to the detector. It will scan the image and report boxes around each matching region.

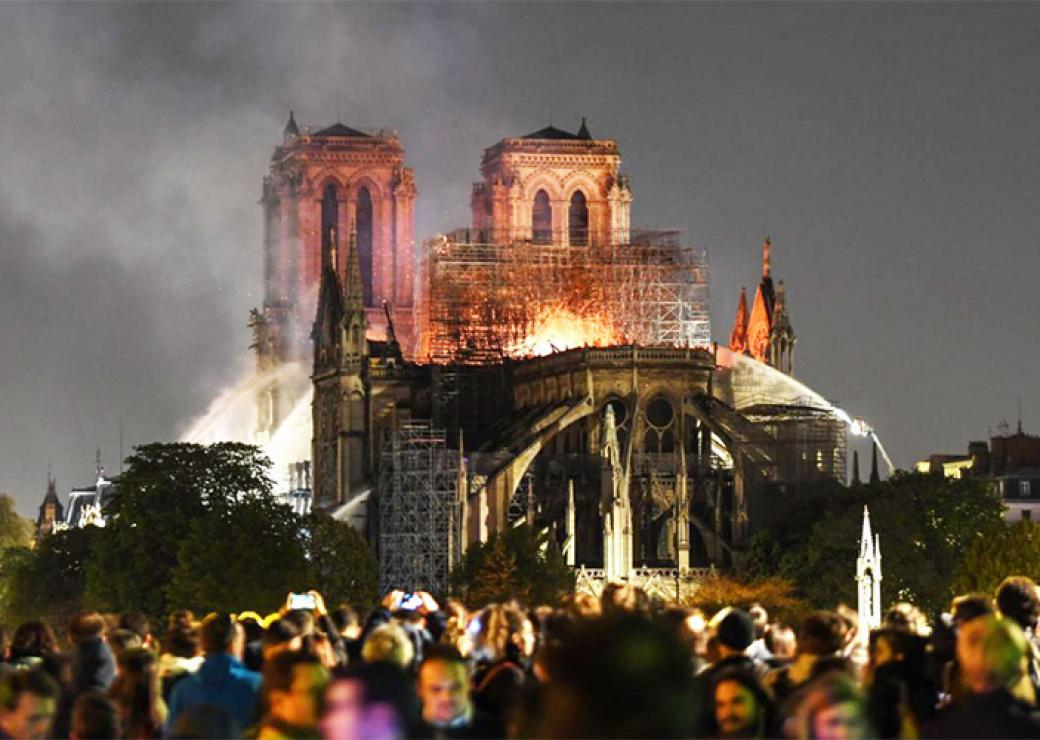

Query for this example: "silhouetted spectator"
[320,661,421,739]
[69,611,116,697]
[109,647,165,738]
[256,651,328,739]
[69,691,121,739]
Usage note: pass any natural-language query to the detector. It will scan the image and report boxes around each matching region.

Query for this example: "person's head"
[330,605,361,639]
[163,625,199,660]
[262,651,329,730]
[263,618,302,662]
[713,669,772,738]
[797,612,845,657]
[600,583,651,616]
[8,622,59,660]
[107,629,142,660]
[711,607,755,657]
[0,668,60,739]
[995,576,1040,631]
[321,662,420,740]
[867,627,913,670]
[883,602,930,637]
[118,613,152,645]
[474,604,534,662]
[561,591,602,620]
[748,604,769,640]
[199,613,243,658]
[69,611,107,646]
[950,593,995,626]
[110,648,161,733]
[792,672,870,740]
[763,624,796,659]
[417,645,471,727]
[956,613,1028,693]
[70,691,121,740]
[167,609,196,631]
[361,622,414,670]
[284,608,315,637]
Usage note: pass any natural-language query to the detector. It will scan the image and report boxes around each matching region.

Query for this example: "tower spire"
[851,450,861,486]
[762,236,772,278]
[283,110,299,143]
[729,287,749,355]
[857,506,883,639]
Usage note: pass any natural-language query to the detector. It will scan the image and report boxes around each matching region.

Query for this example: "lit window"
[1023,481,1032,498]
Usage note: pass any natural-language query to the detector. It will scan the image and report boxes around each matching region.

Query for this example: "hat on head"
[712,607,755,651]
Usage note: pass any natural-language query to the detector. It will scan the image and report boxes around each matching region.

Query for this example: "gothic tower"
[471,119,632,246]
[730,237,797,375]
[311,227,369,508]
[856,506,883,641]
[36,475,64,540]
[255,114,417,439]
[600,404,633,581]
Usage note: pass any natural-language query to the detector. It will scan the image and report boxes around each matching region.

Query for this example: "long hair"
[108,648,164,739]
[8,622,58,660]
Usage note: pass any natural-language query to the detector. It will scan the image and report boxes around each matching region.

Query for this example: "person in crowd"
[996,575,1040,698]
[362,623,415,672]
[884,602,931,638]
[865,626,937,737]
[0,668,60,740]
[6,624,59,672]
[158,624,202,703]
[763,610,847,705]
[746,604,772,663]
[109,647,165,738]
[118,613,156,652]
[414,644,503,739]
[922,613,1040,737]
[599,583,651,616]
[320,661,421,740]
[710,668,778,739]
[256,651,328,739]
[790,671,872,739]
[68,611,116,698]
[167,704,241,739]
[167,611,196,631]
[329,606,363,664]
[69,691,121,739]
[762,624,796,670]
[107,628,143,661]
[165,613,261,733]
[470,604,534,721]
[262,619,302,666]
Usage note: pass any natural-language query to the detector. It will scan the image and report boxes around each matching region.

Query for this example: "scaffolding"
[377,421,461,594]
[414,229,710,364]
[741,404,848,484]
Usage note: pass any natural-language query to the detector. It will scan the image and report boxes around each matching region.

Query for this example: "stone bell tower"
[253,112,417,440]
[471,119,632,247]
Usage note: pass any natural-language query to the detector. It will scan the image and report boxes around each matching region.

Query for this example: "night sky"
[2,2,1038,515]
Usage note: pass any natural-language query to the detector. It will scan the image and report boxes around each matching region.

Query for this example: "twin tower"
[251,114,634,437]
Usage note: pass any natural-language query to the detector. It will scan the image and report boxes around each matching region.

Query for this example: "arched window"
[569,190,588,246]
[532,190,552,244]
[321,183,339,260]
[356,187,374,306]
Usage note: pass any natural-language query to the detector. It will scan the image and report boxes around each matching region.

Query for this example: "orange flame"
[511,307,617,357]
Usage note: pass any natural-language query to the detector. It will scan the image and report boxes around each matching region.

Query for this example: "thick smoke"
[2,3,1040,512]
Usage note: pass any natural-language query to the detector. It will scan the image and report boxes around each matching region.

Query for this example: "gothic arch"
[561,170,604,199]
[521,170,565,203]
[569,190,589,246]
[532,189,553,244]
[347,172,391,203]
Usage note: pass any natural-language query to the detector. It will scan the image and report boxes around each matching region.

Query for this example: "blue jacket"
[165,653,261,734]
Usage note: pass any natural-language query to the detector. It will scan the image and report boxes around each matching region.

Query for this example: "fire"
[512,307,617,357]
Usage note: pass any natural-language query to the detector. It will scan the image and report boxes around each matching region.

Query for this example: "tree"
[85,442,274,617]
[451,525,573,608]
[166,495,309,615]
[686,575,810,624]
[952,520,1040,595]
[0,493,34,551]
[744,472,1005,616]
[304,513,378,610]
[1,526,99,630]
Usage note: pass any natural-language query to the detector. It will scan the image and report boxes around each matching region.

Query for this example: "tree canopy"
[744,472,1005,616]
[451,524,574,607]
[952,520,1040,595]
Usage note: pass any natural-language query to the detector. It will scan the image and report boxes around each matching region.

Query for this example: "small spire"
[860,506,874,558]
[729,287,749,354]
[851,450,861,486]
[762,236,772,278]
[283,110,300,142]
[577,116,592,140]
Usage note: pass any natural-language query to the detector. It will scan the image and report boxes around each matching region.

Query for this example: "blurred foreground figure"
[526,613,701,737]
[0,668,60,740]
[711,668,778,738]
[320,662,419,740]
[922,613,1040,738]
[415,645,503,739]
[789,671,871,740]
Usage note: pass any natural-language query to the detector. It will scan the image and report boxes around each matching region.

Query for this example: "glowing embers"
[509,306,618,357]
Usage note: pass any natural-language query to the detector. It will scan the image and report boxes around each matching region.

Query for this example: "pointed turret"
[312,228,345,371]
[283,110,300,143]
[851,450,861,486]
[342,223,369,360]
[769,280,796,375]
[857,506,883,639]
[746,238,776,363]
[577,116,592,140]
[870,440,880,484]
[729,287,749,355]
[860,506,874,559]
[36,475,64,539]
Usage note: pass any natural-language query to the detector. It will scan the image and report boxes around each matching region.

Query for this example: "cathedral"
[255,114,846,593]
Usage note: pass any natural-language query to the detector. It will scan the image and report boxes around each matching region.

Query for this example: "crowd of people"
[0,576,1039,738]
